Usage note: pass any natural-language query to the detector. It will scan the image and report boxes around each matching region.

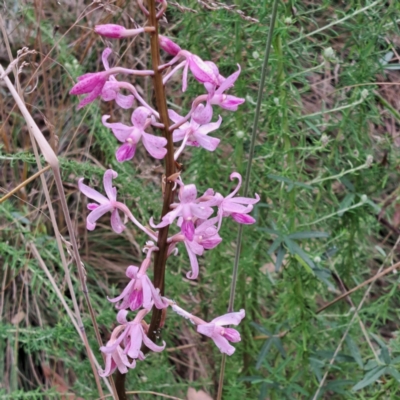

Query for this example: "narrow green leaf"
[287,231,329,240]
[352,366,386,392]
[267,237,282,255]
[345,336,364,368]
[275,245,286,272]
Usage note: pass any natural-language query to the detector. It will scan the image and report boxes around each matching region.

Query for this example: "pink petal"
[182,62,189,92]
[223,328,241,342]
[103,169,118,201]
[210,334,236,355]
[101,82,118,101]
[116,142,136,162]
[215,64,241,95]
[116,92,135,109]
[128,288,144,311]
[141,133,167,159]
[102,48,112,70]
[125,325,143,359]
[223,202,253,215]
[111,209,125,233]
[188,55,217,84]
[200,234,222,250]
[184,241,200,280]
[116,309,129,325]
[95,24,126,39]
[231,213,255,224]
[196,115,222,135]
[145,276,167,309]
[229,193,260,205]
[190,204,214,220]
[102,115,133,142]
[180,184,197,203]
[197,323,215,337]
[98,353,118,377]
[70,72,107,95]
[168,109,189,127]
[211,309,245,326]
[87,203,113,230]
[182,219,195,241]
[77,83,104,109]
[192,133,220,151]
[141,329,166,353]
[141,276,153,310]
[126,266,139,279]
[78,178,109,205]
[155,206,182,228]
[131,106,151,128]
[210,94,245,111]
[192,103,213,125]
[107,279,135,304]
[159,35,181,56]
[172,128,188,142]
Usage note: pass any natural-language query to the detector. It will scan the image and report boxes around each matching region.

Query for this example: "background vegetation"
[2,0,400,398]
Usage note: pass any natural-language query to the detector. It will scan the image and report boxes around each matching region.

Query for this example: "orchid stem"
[216,0,279,398]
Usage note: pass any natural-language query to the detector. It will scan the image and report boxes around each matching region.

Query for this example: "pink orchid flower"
[169,303,245,355]
[197,309,245,355]
[108,251,167,311]
[169,107,222,158]
[102,107,167,161]
[100,310,165,362]
[216,172,260,228]
[159,36,219,92]
[100,48,135,109]
[169,217,222,279]
[153,182,214,241]
[70,48,152,109]
[78,169,127,233]
[192,65,245,124]
[98,326,136,377]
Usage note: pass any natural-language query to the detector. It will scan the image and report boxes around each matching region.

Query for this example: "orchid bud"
[159,35,181,55]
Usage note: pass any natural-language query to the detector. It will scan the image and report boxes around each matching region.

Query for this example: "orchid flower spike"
[78,169,127,233]
[153,181,214,241]
[216,172,260,228]
[169,107,222,158]
[197,309,245,355]
[102,107,167,162]
[100,310,165,366]
[108,248,167,311]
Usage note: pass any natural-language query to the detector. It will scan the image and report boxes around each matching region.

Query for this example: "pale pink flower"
[78,169,126,233]
[101,310,165,362]
[169,217,222,279]
[154,182,214,241]
[108,258,167,311]
[197,309,245,355]
[169,108,222,156]
[216,172,260,227]
[102,107,167,161]
[100,48,135,109]
[98,326,136,377]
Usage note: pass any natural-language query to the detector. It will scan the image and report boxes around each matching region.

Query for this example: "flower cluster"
[72,1,257,378]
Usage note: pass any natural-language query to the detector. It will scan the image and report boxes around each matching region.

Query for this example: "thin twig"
[216,1,279,398]
[0,165,51,204]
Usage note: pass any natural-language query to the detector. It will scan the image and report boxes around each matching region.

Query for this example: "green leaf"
[275,245,286,272]
[285,238,315,269]
[381,346,391,365]
[352,366,387,391]
[388,367,400,382]
[338,193,355,216]
[346,336,364,368]
[287,231,329,240]
[268,237,283,255]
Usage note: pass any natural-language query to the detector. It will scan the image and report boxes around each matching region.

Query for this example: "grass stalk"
[216,0,279,398]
